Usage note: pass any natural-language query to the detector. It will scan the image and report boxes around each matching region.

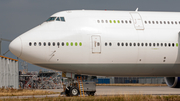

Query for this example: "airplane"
[9,9,180,96]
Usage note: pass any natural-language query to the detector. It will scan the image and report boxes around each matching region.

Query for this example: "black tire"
[65,87,70,96]
[90,92,95,96]
[69,87,79,96]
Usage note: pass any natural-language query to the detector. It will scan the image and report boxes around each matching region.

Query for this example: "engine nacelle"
[164,77,180,88]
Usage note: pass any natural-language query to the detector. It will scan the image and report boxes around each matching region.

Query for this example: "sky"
[1,0,180,71]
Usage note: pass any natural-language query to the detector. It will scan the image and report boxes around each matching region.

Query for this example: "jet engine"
[164,77,180,88]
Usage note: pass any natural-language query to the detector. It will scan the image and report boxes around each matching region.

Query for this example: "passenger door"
[92,35,101,54]
[130,12,144,30]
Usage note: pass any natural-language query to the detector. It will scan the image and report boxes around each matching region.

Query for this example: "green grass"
[1,95,180,101]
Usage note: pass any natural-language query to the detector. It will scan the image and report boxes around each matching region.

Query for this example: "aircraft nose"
[9,37,22,57]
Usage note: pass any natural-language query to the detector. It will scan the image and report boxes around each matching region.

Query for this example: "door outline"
[130,12,144,30]
[91,35,101,54]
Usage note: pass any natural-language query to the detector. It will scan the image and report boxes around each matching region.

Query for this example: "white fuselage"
[9,10,180,76]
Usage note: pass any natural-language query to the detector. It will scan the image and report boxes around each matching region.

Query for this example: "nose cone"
[9,37,22,57]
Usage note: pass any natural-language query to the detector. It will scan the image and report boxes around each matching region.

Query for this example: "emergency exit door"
[130,12,144,30]
[92,35,101,54]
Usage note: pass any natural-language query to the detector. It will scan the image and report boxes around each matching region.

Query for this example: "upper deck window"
[60,17,65,21]
[46,17,56,21]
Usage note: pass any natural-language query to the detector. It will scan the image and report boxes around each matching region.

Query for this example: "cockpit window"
[46,17,56,21]
[56,17,60,21]
[60,17,65,21]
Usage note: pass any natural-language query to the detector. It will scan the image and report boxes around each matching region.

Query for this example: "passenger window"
[44,42,46,46]
[105,42,107,46]
[97,42,100,46]
[145,21,147,24]
[160,21,162,24]
[109,20,112,23]
[97,20,100,23]
[145,43,148,46]
[101,20,104,23]
[126,43,128,46]
[161,43,163,46]
[141,43,144,46]
[60,17,65,21]
[121,43,124,46]
[114,20,116,23]
[53,42,55,46]
[117,20,120,23]
[164,21,166,24]
[171,21,174,24]
[125,20,128,23]
[34,42,37,46]
[117,42,120,46]
[175,21,177,24]
[156,21,158,24]
[129,43,132,46]
[62,42,64,46]
[153,43,156,46]
[29,42,32,46]
[106,20,108,23]
[121,20,124,23]
[165,43,167,47]
[56,17,60,21]
[129,20,132,24]
[48,42,51,46]
[79,42,82,46]
[168,43,171,47]
[75,42,78,46]
[133,43,136,46]
[71,42,73,46]
[137,43,140,46]
[39,42,41,46]
[167,21,170,24]
[148,21,151,24]
[157,43,159,47]
[149,43,151,47]
[66,42,69,46]
[109,42,112,46]
[172,43,175,47]
[152,21,155,24]
[57,42,60,48]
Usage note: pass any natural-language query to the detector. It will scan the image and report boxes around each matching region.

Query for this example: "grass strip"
[0,95,180,101]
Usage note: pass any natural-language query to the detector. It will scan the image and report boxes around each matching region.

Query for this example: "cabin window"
[168,43,171,47]
[53,42,55,46]
[175,21,177,24]
[117,20,120,23]
[121,43,124,46]
[133,43,136,46]
[97,42,100,46]
[171,21,174,24]
[34,42,37,46]
[129,43,132,46]
[117,42,120,46]
[121,20,124,23]
[164,21,166,24]
[66,42,69,46]
[152,21,155,24]
[160,21,162,24]
[161,43,163,46]
[113,20,116,23]
[137,43,140,46]
[157,43,159,47]
[172,43,175,47]
[56,17,60,21]
[125,20,128,23]
[105,42,107,46]
[48,42,51,46]
[148,21,151,24]
[109,42,112,46]
[101,20,104,23]
[165,43,167,47]
[60,17,65,21]
[106,20,108,23]
[79,42,82,46]
[149,43,152,47]
[46,17,56,21]
[57,42,60,47]
[29,42,32,46]
[125,43,128,46]
[145,21,147,24]
[109,20,112,23]
[153,43,156,46]
[145,43,148,46]
[167,21,170,24]
[71,42,73,46]
[129,20,132,24]
[62,42,64,46]
[156,21,158,24]
[97,20,100,23]
[39,42,41,46]
[44,42,46,46]
[75,42,78,46]
[141,43,144,46]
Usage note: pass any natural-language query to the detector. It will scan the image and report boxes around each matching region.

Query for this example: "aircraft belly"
[35,63,179,76]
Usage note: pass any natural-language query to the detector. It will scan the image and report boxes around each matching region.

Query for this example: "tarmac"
[1,86,180,99]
